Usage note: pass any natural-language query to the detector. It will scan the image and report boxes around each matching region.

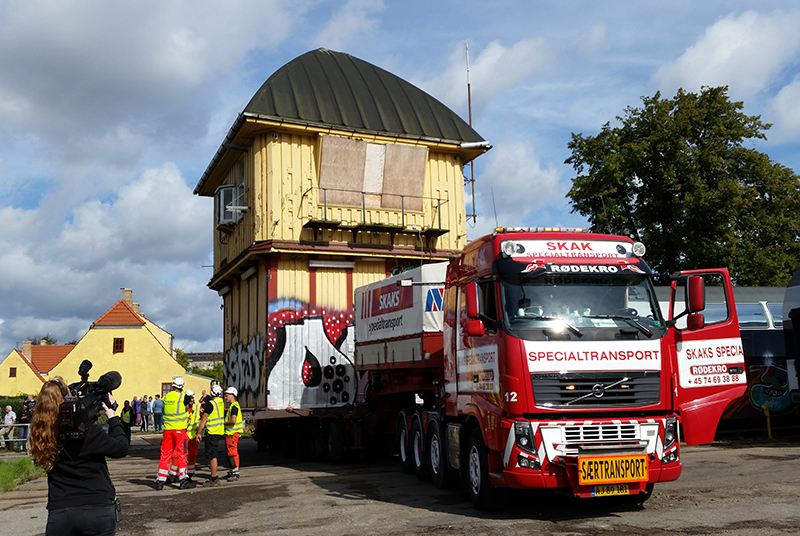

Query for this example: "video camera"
[59,360,122,439]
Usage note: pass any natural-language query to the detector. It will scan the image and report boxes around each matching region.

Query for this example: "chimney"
[39,339,48,346]
[133,302,140,314]
[22,340,32,360]
[122,288,133,306]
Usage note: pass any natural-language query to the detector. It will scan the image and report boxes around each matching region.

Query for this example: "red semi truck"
[354,227,747,509]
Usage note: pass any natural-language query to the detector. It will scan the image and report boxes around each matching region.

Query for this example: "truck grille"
[564,423,638,442]
[531,371,659,408]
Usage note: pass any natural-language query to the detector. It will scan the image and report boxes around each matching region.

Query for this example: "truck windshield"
[499,271,665,339]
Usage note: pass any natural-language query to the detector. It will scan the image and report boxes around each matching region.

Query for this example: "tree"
[28,334,57,345]
[566,86,800,285]
[175,348,191,369]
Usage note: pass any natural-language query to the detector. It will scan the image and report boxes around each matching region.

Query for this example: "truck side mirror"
[466,284,479,319]
[687,313,705,331]
[687,276,705,313]
[467,319,485,336]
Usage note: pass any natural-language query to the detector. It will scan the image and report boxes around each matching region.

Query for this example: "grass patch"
[0,457,45,491]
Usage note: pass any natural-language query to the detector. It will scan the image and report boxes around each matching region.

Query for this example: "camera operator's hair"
[29,378,71,473]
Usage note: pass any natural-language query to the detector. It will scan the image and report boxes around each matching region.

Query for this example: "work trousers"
[46,504,116,536]
[225,433,240,471]
[186,436,199,477]
[157,429,187,482]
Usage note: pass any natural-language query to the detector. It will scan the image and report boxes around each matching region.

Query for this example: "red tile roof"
[93,300,145,326]
[30,345,75,375]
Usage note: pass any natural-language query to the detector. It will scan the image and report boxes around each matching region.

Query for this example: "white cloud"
[0,164,218,352]
[653,10,800,98]
[577,22,608,55]
[416,38,553,112]
[765,75,800,140]
[313,0,386,51]
[467,141,564,240]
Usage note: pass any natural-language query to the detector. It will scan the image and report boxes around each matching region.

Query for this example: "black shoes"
[155,481,164,490]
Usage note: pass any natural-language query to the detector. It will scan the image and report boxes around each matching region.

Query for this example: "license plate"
[592,484,629,497]
[578,454,649,485]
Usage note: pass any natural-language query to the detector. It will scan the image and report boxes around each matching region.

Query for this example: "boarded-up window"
[318,135,427,211]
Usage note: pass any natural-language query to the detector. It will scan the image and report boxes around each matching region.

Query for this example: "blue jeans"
[154,413,163,430]
[46,504,116,536]
[18,424,29,450]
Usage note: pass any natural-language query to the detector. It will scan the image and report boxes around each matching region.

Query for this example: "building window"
[215,156,247,227]
[113,338,125,353]
[9,367,16,378]
[161,383,172,398]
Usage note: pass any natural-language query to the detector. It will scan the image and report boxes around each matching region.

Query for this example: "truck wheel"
[467,428,504,510]
[397,413,414,474]
[295,421,312,460]
[411,417,429,480]
[428,420,457,489]
[327,420,345,464]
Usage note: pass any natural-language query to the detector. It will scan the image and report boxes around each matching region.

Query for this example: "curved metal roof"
[243,48,484,144]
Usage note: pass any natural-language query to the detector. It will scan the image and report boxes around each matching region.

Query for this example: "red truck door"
[667,269,747,445]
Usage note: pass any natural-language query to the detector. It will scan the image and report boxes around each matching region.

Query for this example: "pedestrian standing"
[196,384,225,487]
[152,394,164,432]
[140,394,151,432]
[147,396,155,430]
[223,387,244,481]
[0,405,16,451]
[133,397,142,430]
[17,395,35,452]
[155,378,191,490]
[120,401,133,441]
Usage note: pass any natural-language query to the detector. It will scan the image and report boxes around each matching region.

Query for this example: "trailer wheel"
[411,417,429,480]
[427,420,457,489]
[397,413,414,474]
[467,428,504,510]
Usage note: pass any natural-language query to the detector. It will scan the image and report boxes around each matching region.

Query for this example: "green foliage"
[175,348,191,369]
[27,334,57,345]
[566,86,800,285]
[0,457,44,491]
[190,362,223,382]
[0,396,25,415]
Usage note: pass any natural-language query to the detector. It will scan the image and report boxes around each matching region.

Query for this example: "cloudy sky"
[1,0,799,354]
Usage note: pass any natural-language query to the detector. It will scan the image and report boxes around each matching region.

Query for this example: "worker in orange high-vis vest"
[223,387,244,481]
[155,377,192,490]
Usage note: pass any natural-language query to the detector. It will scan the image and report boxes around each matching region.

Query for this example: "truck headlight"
[664,416,677,450]
[515,421,535,453]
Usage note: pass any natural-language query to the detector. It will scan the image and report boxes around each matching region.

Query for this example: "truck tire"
[397,413,414,474]
[411,417,429,480]
[295,420,312,460]
[427,420,457,489]
[327,420,345,464]
[467,428,504,510]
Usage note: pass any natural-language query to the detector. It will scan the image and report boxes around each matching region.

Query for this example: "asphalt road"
[1,432,799,536]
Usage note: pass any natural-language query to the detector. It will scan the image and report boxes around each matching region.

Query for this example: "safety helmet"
[185,389,195,398]
[210,379,221,389]
[225,386,238,397]
[211,384,223,397]
[172,377,185,389]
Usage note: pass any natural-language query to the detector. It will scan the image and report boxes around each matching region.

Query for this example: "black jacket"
[46,416,129,510]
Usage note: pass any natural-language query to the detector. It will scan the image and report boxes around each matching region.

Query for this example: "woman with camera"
[29,378,129,536]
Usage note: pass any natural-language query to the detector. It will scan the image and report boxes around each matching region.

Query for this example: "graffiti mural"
[265,306,357,410]
[224,333,264,407]
[722,359,799,420]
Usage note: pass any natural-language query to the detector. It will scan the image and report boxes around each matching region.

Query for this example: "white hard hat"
[185,390,195,398]
[225,386,238,397]
[211,384,223,397]
[173,377,185,389]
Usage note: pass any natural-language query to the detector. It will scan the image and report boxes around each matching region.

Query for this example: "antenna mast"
[465,43,477,224]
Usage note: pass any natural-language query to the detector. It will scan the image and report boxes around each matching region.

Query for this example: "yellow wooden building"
[194,49,489,411]
[47,289,210,405]
[0,349,45,397]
